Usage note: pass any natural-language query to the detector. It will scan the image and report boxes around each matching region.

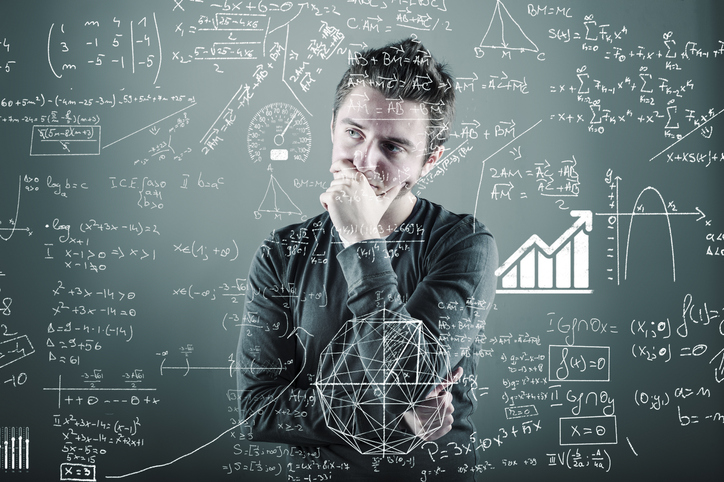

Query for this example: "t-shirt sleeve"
[235,234,341,447]
[334,218,498,398]
[236,217,498,449]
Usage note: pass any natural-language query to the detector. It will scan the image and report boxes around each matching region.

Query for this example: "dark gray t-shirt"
[236,197,498,481]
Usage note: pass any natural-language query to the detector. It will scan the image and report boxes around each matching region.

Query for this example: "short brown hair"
[332,38,455,160]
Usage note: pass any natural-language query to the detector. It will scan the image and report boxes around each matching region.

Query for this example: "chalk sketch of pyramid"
[254,174,303,218]
[479,0,539,53]
[495,210,592,294]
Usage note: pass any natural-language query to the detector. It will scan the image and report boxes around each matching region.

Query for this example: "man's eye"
[346,129,361,139]
[384,143,402,154]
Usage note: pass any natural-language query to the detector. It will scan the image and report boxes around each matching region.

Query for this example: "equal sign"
[1,427,29,471]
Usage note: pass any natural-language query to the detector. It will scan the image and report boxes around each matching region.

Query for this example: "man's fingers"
[328,178,362,188]
[379,180,404,202]
[418,392,455,441]
[403,386,458,442]
[427,367,463,398]
[330,159,357,178]
[319,192,330,211]
[425,425,452,441]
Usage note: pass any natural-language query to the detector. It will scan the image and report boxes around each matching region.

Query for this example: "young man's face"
[330,85,441,200]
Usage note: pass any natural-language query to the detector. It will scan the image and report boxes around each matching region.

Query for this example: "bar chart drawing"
[495,210,593,294]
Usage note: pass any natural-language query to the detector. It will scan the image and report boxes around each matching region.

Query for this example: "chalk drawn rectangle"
[213,13,266,32]
[0,335,35,369]
[559,415,618,446]
[505,404,539,420]
[30,125,101,156]
[270,148,289,161]
[60,463,96,481]
[548,345,610,382]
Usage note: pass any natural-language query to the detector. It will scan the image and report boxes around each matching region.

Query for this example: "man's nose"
[352,143,378,172]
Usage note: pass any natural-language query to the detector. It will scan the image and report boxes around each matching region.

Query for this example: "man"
[237,38,497,481]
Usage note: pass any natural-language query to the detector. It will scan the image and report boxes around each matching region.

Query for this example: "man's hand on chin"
[320,159,403,244]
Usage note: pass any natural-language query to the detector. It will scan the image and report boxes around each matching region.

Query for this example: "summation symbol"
[315,308,451,455]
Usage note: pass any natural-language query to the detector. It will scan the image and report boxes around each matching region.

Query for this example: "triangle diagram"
[256,174,302,216]
[480,0,539,53]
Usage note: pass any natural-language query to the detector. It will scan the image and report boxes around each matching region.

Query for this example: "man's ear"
[330,117,335,143]
[421,145,444,177]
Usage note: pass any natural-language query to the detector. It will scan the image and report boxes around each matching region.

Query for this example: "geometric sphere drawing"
[315,308,451,455]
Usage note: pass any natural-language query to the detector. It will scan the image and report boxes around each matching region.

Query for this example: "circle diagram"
[247,102,311,163]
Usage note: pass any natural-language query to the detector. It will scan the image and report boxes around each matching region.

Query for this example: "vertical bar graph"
[496,211,593,294]
[1,426,29,472]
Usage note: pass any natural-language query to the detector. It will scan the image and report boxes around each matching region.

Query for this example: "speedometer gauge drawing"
[247,102,311,163]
